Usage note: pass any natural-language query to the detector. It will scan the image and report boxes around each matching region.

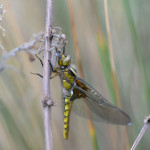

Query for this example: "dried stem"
[0,4,6,36]
[131,116,150,150]
[67,0,98,149]
[0,32,44,72]
[104,1,130,149]
[104,0,121,107]
[67,0,83,78]
[42,0,54,150]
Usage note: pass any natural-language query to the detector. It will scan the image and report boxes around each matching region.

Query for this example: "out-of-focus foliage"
[0,0,150,150]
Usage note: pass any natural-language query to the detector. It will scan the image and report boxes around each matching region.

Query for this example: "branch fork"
[41,96,55,107]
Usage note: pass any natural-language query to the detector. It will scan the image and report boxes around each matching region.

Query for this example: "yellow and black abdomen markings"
[64,95,73,139]
[62,68,75,139]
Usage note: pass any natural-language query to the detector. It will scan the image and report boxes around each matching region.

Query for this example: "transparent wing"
[71,77,131,125]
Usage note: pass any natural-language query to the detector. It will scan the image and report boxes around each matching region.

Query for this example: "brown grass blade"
[104,0,130,149]
[67,0,98,149]
[67,0,83,78]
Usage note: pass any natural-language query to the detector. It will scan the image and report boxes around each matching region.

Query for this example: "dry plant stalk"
[67,0,98,149]
[42,0,54,150]
[0,4,6,36]
[104,0,121,107]
[0,32,44,72]
[0,4,44,72]
[0,1,54,150]
[131,116,150,150]
[67,0,83,78]
[104,0,130,149]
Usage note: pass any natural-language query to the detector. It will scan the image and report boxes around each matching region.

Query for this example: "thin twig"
[42,0,54,150]
[0,32,44,72]
[0,4,6,36]
[6,32,44,58]
[131,116,150,150]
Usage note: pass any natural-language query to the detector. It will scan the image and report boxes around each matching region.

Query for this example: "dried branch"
[0,4,44,72]
[0,32,44,72]
[42,0,54,150]
[131,116,150,150]
[0,4,6,36]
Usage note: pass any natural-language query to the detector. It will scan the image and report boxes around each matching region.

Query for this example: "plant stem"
[42,0,53,150]
[131,116,150,150]
[67,0,83,78]
[67,1,98,149]
[104,0,121,107]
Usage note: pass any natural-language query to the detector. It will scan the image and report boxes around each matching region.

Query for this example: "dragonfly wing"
[71,77,131,125]
[71,97,105,122]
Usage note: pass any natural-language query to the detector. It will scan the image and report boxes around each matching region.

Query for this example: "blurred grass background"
[0,0,150,150]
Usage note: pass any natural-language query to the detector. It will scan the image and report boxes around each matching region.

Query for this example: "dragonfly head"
[58,54,71,68]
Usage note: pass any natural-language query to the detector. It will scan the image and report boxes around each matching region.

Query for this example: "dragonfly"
[33,48,131,140]
[48,49,131,140]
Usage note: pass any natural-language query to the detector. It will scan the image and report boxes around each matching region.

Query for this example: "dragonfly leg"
[35,54,43,67]
[33,55,59,79]
[31,72,59,80]
[50,73,59,79]
[31,72,43,78]
[63,45,66,54]
[48,60,58,73]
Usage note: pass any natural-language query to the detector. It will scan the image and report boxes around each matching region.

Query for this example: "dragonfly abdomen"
[64,95,73,139]
[61,67,76,139]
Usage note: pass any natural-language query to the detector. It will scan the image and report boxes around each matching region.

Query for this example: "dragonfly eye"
[61,55,71,66]
[64,56,71,63]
